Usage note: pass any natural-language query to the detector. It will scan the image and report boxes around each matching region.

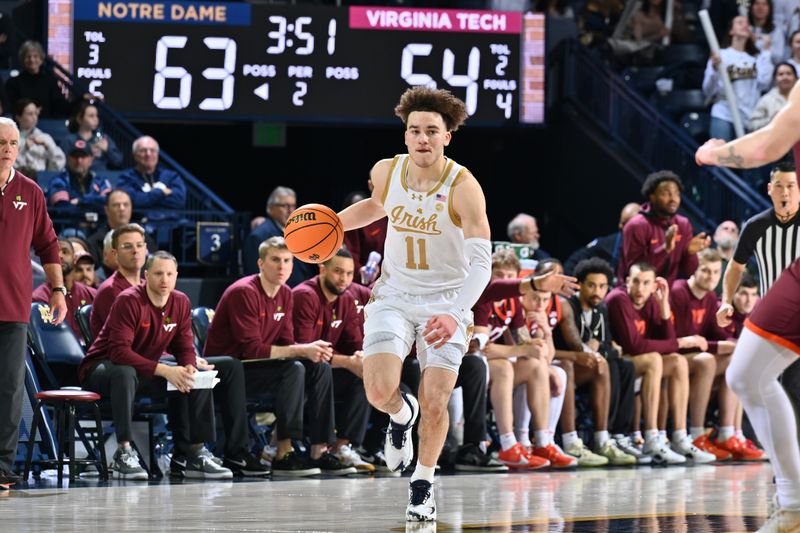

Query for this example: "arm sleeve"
[46,175,70,205]
[81,177,113,210]
[161,171,186,209]
[756,51,775,92]
[449,238,492,321]
[118,172,165,208]
[702,58,721,99]
[276,295,295,346]
[90,286,113,337]
[31,187,60,266]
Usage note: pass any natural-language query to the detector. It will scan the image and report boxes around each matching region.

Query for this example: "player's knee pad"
[363,331,408,359]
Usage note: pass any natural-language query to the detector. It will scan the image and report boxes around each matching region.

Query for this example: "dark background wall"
[137,114,644,261]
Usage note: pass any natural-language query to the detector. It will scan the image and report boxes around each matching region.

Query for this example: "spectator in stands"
[564,202,641,276]
[31,237,95,341]
[66,235,91,256]
[669,248,739,460]
[73,250,97,288]
[749,62,798,131]
[94,230,116,284]
[14,98,65,172]
[292,248,375,471]
[507,213,550,261]
[87,189,155,262]
[79,252,235,480]
[606,262,715,464]
[630,0,689,45]
[61,100,123,171]
[703,16,774,141]
[46,139,111,209]
[89,224,147,338]
[750,0,785,65]
[203,236,353,476]
[567,258,639,464]
[343,179,387,284]
[5,41,72,118]
[118,136,186,210]
[243,186,314,286]
[713,219,740,296]
[535,0,575,18]
[618,171,710,284]
[578,0,625,47]
[0,10,10,70]
[774,0,800,46]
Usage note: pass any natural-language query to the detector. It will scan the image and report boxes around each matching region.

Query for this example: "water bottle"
[361,251,382,285]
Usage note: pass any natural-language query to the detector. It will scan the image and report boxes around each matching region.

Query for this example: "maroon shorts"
[746,259,800,355]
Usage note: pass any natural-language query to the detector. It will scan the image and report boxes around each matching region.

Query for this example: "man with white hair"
[118,136,186,210]
[0,116,67,487]
[506,213,551,261]
[243,185,314,285]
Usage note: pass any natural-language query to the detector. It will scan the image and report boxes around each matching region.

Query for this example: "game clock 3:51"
[72,1,523,125]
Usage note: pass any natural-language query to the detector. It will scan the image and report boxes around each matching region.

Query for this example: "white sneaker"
[757,506,800,532]
[385,393,419,472]
[614,434,652,465]
[111,447,148,480]
[336,444,376,473]
[643,436,686,465]
[406,480,436,522]
[671,436,716,464]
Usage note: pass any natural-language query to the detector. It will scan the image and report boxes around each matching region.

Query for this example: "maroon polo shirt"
[292,276,362,355]
[32,281,96,340]
[79,284,195,382]
[606,286,679,355]
[346,282,371,338]
[473,279,525,345]
[91,271,141,337]
[669,279,731,354]
[1,170,59,323]
[203,274,294,359]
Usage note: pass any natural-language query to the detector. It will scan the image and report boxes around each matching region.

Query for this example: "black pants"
[82,360,216,454]
[455,354,488,446]
[244,359,334,445]
[0,323,27,472]
[171,357,249,455]
[332,368,371,446]
[607,354,636,435]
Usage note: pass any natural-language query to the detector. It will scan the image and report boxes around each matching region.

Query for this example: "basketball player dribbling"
[696,82,800,532]
[338,87,578,522]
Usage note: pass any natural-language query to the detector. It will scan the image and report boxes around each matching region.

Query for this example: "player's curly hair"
[573,257,614,284]
[641,170,684,199]
[394,87,468,132]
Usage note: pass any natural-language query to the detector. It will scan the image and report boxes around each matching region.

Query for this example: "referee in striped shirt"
[717,162,800,326]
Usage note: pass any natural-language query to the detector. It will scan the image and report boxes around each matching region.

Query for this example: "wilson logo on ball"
[287,212,317,226]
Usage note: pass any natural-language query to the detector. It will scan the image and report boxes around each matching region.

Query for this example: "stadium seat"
[35,170,60,192]
[655,89,708,119]
[28,302,85,388]
[656,44,708,66]
[621,66,667,96]
[191,306,215,356]
[75,304,93,348]
[37,118,70,142]
[679,111,711,143]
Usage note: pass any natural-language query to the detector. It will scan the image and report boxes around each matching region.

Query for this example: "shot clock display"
[70,1,541,125]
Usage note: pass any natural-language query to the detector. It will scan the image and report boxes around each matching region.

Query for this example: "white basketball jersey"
[377,154,469,294]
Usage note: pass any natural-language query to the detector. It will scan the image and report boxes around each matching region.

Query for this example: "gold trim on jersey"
[448,168,467,228]
[380,156,401,205]
[427,159,455,197]
[400,157,453,197]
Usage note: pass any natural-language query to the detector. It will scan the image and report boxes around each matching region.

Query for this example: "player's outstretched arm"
[337,159,391,232]
[696,81,800,168]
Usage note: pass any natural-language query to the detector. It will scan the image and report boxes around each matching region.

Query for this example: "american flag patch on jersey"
[435,193,447,202]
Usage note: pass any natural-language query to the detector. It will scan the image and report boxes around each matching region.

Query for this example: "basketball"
[283,203,344,264]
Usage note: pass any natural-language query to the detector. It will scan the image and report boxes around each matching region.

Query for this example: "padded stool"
[23,390,108,484]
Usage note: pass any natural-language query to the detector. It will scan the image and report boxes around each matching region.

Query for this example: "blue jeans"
[710,116,736,141]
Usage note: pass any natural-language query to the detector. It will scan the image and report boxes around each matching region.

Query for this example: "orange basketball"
[283,203,344,264]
